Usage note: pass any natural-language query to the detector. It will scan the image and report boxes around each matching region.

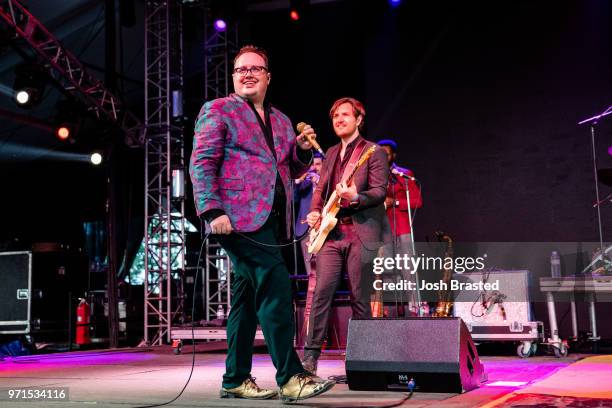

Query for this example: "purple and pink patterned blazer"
[189,93,309,237]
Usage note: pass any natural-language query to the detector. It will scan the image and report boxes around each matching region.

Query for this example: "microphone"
[391,167,416,181]
[296,122,326,159]
[486,300,496,315]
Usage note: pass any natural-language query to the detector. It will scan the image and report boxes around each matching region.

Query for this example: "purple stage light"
[608,145,612,156]
[214,19,227,32]
[389,0,401,6]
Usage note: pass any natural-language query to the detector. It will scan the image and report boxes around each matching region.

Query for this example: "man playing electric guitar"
[303,97,390,374]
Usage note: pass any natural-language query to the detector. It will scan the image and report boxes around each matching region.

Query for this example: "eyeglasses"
[232,65,268,76]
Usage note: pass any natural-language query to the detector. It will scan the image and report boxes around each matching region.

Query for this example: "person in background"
[294,152,323,343]
[378,139,422,250]
[378,138,423,315]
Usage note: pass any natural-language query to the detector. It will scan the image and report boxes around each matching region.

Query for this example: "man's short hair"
[378,139,398,152]
[313,151,324,159]
[329,97,366,132]
[233,45,269,69]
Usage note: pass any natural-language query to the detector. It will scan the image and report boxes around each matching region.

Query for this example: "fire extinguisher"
[75,298,91,345]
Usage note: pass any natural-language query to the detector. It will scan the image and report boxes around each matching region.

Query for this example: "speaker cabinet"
[346,318,486,393]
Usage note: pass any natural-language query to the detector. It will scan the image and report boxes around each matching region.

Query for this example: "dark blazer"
[310,138,391,250]
[294,178,315,237]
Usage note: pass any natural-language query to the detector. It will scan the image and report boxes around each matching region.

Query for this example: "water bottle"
[551,251,561,278]
[216,304,224,320]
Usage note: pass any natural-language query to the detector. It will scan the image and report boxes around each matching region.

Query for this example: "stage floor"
[0,344,611,407]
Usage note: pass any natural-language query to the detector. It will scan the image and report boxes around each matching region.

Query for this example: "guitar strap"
[340,139,369,183]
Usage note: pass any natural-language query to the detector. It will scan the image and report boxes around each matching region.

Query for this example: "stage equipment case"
[0,251,32,334]
[452,270,544,357]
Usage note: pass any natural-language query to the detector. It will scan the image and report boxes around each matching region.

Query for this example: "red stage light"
[290,10,299,21]
[56,126,70,140]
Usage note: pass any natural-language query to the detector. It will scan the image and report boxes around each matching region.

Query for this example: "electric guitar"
[307,145,377,254]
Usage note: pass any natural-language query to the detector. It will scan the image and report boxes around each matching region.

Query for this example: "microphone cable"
[234,230,309,248]
[134,230,210,408]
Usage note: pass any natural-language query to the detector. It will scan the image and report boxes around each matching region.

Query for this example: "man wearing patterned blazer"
[189,45,334,402]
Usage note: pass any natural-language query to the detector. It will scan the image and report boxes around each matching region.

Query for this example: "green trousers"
[218,217,304,388]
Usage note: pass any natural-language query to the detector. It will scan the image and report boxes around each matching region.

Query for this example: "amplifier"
[1,249,89,340]
[294,300,351,349]
[0,251,32,334]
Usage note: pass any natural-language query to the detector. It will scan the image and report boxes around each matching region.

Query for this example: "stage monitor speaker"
[345,318,486,393]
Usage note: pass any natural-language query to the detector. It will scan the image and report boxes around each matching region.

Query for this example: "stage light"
[13,64,47,108]
[14,89,30,105]
[54,99,83,142]
[90,152,103,166]
[213,19,226,32]
[389,0,401,7]
[56,125,71,141]
[289,0,308,22]
[13,86,41,107]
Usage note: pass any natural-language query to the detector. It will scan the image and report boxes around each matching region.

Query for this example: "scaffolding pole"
[202,5,238,321]
[143,0,185,346]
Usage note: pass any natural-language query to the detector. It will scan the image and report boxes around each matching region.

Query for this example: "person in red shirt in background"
[378,139,422,238]
[378,139,423,315]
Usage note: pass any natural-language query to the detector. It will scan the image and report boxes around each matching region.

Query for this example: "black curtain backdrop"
[2,0,612,338]
[4,2,611,249]
[233,0,612,243]
[227,0,612,339]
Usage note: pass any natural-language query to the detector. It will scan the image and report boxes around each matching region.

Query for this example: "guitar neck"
[321,170,358,216]
[322,191,340,215]
[343,163,360,186]
[320,144,376,216]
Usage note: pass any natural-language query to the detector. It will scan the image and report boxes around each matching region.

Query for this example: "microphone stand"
[290,182,298,275]
[403,177,423,315]
[390,178,402,315]
[579,105,612,273]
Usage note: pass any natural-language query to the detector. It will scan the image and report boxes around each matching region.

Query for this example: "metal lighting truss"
[202,7,238,320]
[203,6,238,101]
[0,0,142,144]
[143,0,186,345]
[204,239,231,321]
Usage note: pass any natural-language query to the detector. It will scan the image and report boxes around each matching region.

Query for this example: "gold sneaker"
[279,372,335,402]
[220,376,277,399]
